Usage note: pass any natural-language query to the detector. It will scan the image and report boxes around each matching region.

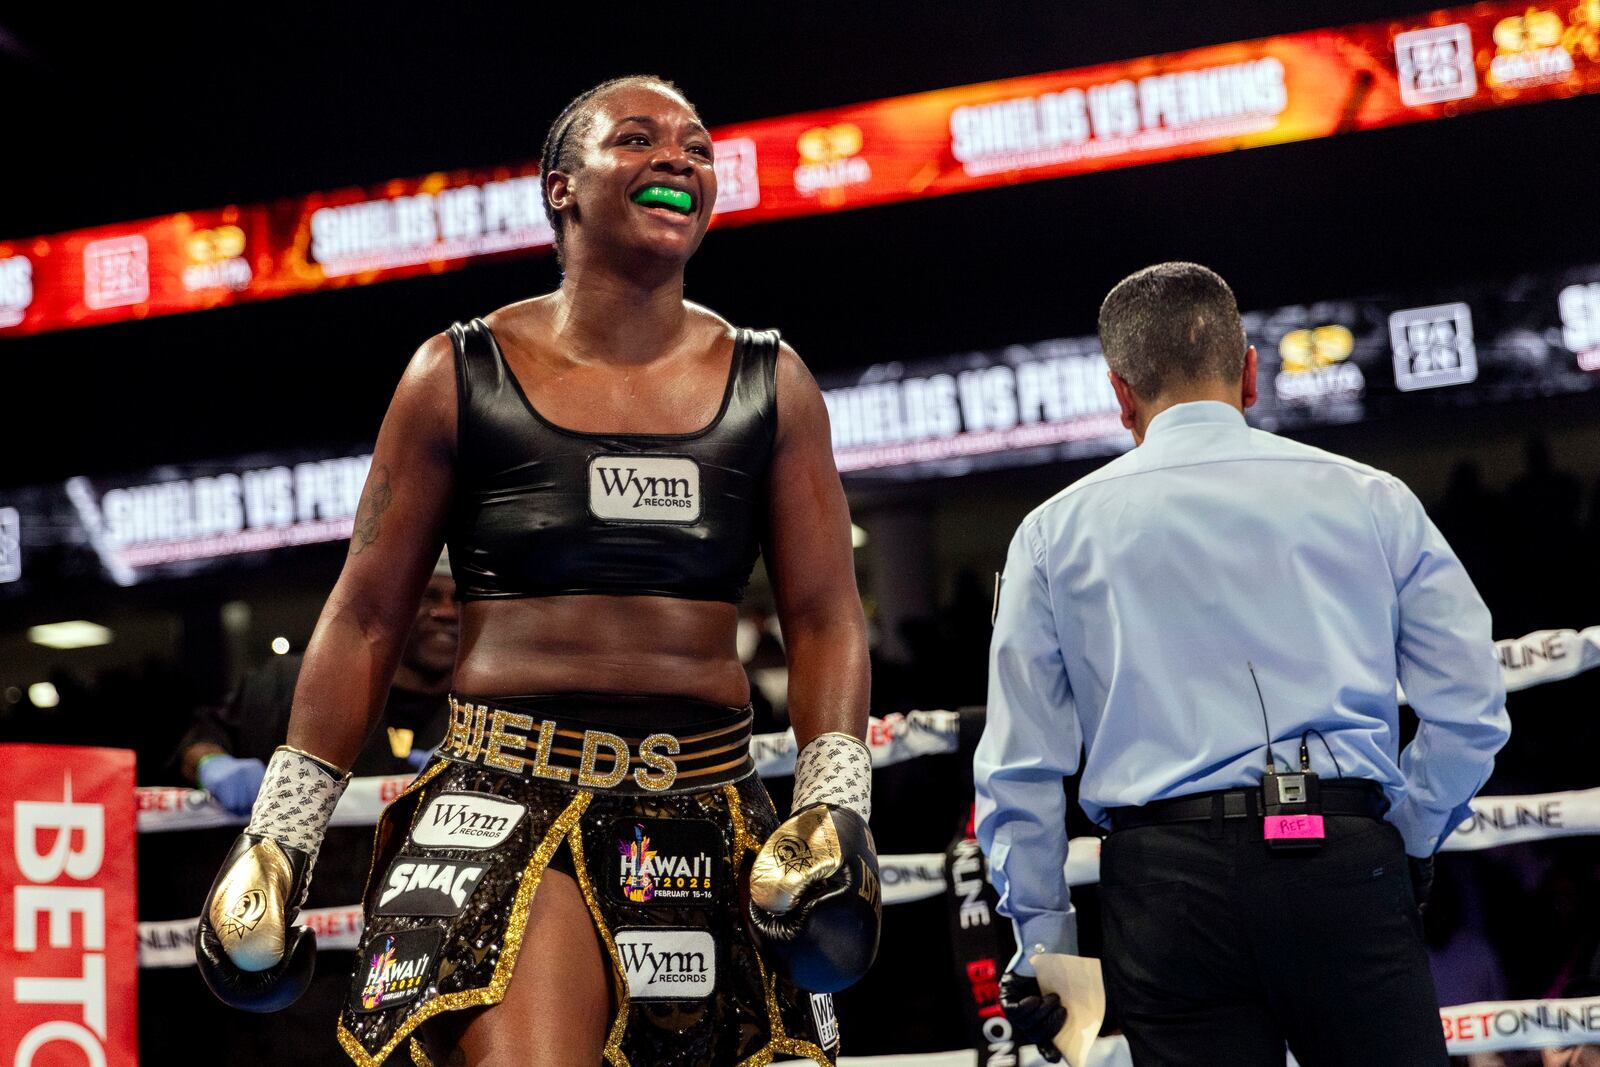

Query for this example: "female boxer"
[195,76,878,1067]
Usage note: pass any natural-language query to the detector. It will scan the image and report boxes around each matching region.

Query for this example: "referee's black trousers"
[1099,814,1449,1067]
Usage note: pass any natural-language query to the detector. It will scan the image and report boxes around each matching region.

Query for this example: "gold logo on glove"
[749,806,842,915]
[772,836,816,875]
[209,840,294,973]
[221,889,267,937]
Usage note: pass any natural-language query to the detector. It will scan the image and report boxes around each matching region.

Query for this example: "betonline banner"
[0,447,371,597]
[1,745,138,1067]
[4,1,1600,337]
[820,263,1600,480]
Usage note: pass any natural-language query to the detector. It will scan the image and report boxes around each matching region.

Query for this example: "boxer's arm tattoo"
[349,464,393,555]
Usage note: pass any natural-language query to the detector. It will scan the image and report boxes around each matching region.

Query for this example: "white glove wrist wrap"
[244,746,348,867]
[792,732,872,823]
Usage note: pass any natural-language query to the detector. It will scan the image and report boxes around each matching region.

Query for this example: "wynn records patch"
[614,927,716,1000]
[588,453,702,524]
[351,928,441,1013]
[375,855,488,916]
[612,817,723,906]
[410,792,525,850]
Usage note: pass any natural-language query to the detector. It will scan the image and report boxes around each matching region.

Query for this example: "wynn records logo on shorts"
[614,928,716,999]
[811,993,840,1050]
[352,928,441,1013]
[411,793,526,850]
[612,818,722,906]
[375,855,488,916]
[588,454,701,524]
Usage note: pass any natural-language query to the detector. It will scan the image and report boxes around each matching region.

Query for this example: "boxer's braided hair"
[539,74,692,266]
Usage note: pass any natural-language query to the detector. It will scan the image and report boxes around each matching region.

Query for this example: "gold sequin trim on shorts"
[725,782,760,855]
[566,817,633,1067]
[408,1037,433,1067]
[335,789,593,1067]
[726,784,832,1067]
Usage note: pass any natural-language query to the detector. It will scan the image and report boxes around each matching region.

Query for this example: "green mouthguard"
[633,186,693,213]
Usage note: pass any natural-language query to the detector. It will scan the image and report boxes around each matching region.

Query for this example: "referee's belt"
[1107,779,1389,832]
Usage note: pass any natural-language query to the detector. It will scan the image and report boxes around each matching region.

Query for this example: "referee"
[974,262,1510,1066]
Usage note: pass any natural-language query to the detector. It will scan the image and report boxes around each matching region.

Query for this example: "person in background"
[176,551,458,814]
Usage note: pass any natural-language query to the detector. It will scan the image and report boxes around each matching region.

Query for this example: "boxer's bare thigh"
[420,860,610,1066]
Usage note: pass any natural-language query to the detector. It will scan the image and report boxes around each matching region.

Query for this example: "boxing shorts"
[336,693,840,1066]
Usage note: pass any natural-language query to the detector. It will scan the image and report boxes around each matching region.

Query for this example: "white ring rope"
[1439,786,1600,851]
[1492,626,1600,694]
[766,998,1600,1064]
[1399,625,1600,702]
[134,889,1600,1057]
[136,761,1600,855]
[773,996,1600,1062]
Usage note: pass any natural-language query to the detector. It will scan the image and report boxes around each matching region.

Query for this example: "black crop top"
[445,318,778,603]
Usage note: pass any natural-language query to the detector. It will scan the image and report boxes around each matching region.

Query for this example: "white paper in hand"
[1030,952,1107,1067]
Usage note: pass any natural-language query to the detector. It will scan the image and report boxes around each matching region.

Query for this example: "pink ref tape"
[1263,814,1326,840]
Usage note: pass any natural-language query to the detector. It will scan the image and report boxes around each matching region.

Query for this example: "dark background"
[3,0,1597,482]
[4,3,1599,1063]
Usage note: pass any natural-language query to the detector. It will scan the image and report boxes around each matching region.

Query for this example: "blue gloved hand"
[197,755,266,817]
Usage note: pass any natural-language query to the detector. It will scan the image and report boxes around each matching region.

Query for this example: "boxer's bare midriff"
[453,594,751,707]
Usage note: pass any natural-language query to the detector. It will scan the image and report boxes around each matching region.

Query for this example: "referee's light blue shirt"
[974,400,1509,970]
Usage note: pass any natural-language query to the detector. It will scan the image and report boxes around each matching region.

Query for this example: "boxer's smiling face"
[548,83,717,267]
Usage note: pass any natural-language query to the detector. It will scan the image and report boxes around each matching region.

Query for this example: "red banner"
[1,745,138,1067]
[3,0,1598,338]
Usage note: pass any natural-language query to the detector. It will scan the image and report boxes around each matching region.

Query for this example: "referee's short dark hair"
[1098,262,1248,399]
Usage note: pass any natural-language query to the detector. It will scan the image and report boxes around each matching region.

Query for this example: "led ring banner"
[2,0,1599,338]
[1,261,1596,602]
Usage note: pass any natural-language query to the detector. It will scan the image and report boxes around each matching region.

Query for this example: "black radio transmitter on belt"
[1249,663,1326,851]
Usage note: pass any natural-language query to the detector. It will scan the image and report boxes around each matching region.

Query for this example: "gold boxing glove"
[195,746,347,1012]
[207,835,301,971]
[747,733,879,993]
[750,804,845,914]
